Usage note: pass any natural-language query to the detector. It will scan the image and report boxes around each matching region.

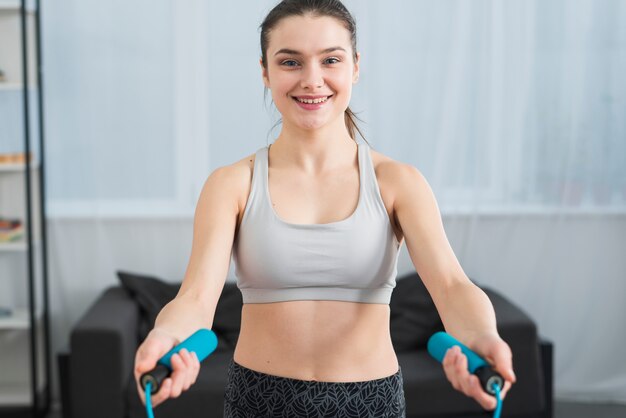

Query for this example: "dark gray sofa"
[61,271,553,418]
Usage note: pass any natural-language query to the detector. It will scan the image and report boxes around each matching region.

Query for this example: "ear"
[353,52,360,84]
[260,58,270,88]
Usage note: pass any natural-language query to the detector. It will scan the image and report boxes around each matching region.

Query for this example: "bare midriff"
[233,300,400,383]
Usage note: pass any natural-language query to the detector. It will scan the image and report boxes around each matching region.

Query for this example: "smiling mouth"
[293,95,333,104]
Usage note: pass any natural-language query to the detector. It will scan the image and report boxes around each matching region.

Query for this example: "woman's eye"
[281,60,298,67]
[280,57,341,67]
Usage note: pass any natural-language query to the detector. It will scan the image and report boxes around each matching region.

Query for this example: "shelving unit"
[0,0,51,417]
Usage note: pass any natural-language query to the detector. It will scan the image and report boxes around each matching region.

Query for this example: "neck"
[270,119,358,175]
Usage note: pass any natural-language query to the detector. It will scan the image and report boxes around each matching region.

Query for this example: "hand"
[441,333,516,410]
[134,328,202,408]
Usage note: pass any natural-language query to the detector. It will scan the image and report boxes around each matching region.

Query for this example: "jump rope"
[139,329,218,418]
[139,329,505,418]
[427,331,505,418]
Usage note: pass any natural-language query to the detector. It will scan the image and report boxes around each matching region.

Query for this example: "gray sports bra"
[232,142,402,304]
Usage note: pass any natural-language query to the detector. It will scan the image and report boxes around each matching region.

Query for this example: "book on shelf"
[0,217,24,243]
[0,152,34,165]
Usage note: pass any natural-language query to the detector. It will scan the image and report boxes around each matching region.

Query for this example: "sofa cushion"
[117,270,179,342]
[116,271,242,352]
[389,272,444,352]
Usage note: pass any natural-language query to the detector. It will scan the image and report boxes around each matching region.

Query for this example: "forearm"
[435,280,499,347]
[153,294,214,343]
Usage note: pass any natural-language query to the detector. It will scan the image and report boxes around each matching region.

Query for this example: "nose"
[300,63,324,89]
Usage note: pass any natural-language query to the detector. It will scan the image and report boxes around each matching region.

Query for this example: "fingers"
[442,346,498,410]
[498,379,513,401]
[133,329,201,409]
[166,349,202,399]
[492,346,516,385]
[134,341,162,377]
[134,349,201,408]
[134,341,164,406]
[138,378,173,408]
[169,353,185,398]
[482,338,516,402]
[169,352,187,397]
[180,350,200,390]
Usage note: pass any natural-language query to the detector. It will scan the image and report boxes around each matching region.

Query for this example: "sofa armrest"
[481,286,547,415]
[69,286,140,418]
[539,338,554,418]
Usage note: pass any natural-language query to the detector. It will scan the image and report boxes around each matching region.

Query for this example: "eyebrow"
[273,46,347,56]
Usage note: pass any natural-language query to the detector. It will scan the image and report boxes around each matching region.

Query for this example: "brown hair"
[259,0,369,146]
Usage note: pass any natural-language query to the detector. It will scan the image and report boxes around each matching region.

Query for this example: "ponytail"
[344,106,367,144]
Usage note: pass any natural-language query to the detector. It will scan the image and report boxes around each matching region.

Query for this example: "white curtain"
[32,0,626,404]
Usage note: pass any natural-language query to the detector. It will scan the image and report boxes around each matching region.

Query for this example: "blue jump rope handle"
[140,328,218,395]
[427,331,504,396]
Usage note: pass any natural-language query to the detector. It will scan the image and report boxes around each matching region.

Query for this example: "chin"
[296,121,326,131]
[301,114,342,129]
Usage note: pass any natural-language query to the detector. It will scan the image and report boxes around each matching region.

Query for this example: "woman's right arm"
[134,164,243,407]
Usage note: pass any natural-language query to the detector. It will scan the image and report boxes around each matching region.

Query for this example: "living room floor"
[554,401,626,417]
[44,400,626,418]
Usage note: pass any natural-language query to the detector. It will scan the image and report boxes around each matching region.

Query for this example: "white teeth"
[297,96,329,104]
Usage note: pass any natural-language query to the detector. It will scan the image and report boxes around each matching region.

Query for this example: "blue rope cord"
[145,382,154,418]
[492,381,503,418]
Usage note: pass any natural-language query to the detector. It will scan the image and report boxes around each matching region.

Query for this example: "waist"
[233,300,399,382]
[239,286,394,304]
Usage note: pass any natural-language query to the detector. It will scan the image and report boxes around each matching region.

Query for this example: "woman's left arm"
[390,162,517,410]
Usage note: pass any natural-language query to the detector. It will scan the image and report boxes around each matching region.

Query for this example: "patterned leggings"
[223,358,406,418]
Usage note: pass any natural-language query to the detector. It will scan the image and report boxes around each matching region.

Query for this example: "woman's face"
[261,15,360,132]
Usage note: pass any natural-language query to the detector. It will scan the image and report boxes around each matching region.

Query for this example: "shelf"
[0,383,30,406]
[0,308,41,330]
[0,237,40,253]
[0,381,46,406]
[0,0,36,13]
[0,160,40,172]
[0,82,38,91]
[0,241,27,252]
[0,0,49,414]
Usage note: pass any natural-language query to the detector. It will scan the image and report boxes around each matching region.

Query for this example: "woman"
[134,1,517,417]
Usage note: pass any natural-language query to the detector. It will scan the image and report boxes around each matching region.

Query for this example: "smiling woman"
[259,1,367,144]
[131,1,516,417]
[259,13,360,138]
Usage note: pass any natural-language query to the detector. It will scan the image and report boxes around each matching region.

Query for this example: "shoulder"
[369,147,427,204]
[205,150,257,215]
[368,146,438,238]
[203,151,255,189]
[230,150,257,180]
